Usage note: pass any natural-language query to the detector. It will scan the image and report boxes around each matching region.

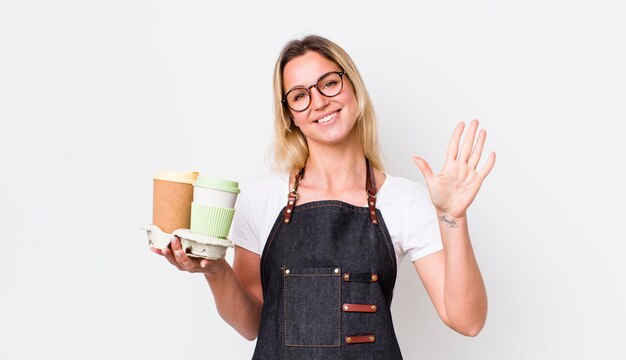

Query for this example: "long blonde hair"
[272,35,384,174]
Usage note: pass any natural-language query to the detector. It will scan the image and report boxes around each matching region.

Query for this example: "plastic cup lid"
[153,171,199,184]
[194,176,240,194]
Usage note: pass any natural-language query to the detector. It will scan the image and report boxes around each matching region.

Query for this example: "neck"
[302,134,367,191]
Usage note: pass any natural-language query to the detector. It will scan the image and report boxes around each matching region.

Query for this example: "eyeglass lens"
[286,72,343,112]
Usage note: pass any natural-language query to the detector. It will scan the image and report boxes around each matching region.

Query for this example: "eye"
[291,91,309,102]
[322,80,338,89]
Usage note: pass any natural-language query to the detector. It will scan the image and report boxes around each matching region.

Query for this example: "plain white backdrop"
[1,1,625,359]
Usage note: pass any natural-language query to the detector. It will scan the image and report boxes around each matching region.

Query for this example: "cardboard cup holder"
[143,224,233,260]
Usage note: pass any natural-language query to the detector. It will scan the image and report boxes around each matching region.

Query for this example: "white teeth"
[316,112,337,124]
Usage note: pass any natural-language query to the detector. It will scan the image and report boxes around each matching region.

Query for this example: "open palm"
[413,120,496,218]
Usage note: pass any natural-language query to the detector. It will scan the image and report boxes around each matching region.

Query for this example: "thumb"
[412,156,434,183]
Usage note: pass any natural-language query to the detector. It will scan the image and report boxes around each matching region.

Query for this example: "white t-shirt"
[230,173,443,265]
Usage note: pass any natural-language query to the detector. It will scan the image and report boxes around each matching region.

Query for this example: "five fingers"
[417,119,496,179]
[151,236,201,272]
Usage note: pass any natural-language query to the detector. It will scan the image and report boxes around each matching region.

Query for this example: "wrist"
[436,211,467,229]
[202,258,230,279]
[436,209,466,220]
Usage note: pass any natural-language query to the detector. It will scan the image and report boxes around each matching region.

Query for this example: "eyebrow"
[284,70,342,94]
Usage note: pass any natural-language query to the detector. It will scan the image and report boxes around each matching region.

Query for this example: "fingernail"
[175,251,182,258]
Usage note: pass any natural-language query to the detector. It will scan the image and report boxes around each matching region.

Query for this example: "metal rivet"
[369,336,375,341]
[334,268,339,274]
[369,201,374,206]
[287,209,292,213]
[370,210,375,215]
[285,269,290,274]
[288,200,294,205]
[372,220,378,225]
[346,337,352,343]
[343,305,349,311]
[371,305,377,311]
[343,273,350,281]
[371,274,378,282]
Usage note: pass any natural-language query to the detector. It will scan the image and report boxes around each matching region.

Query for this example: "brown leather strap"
[365,158,379,225]
[282,168,304,224]
[345,334,376,344]
[342,303,378,313]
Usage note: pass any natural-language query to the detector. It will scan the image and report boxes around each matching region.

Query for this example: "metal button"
[371,305,377,311]
[372,219,378,225]
[369,201,374,206]
[334,268,339,274]
[343,305,349,311]
[286,209,292,213]
[288,200,294,205]
[284,218,290,223]
[371,274,378,282]
[285,269,290,274]
[343,273,350,281]
[370,210,375,215]
[369,336,375,342]
[346,337,352,343]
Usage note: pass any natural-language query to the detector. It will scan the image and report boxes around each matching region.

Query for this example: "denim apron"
[252,159,403,359]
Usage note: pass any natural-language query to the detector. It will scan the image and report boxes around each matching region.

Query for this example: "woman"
[151,35,495,359]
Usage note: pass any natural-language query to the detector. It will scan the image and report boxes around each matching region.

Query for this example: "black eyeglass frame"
[281,71,346,112]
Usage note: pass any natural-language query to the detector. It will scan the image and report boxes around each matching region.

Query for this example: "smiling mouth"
[313,111,339,124]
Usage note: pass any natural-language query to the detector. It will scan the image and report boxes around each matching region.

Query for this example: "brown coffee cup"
[152,171,199,234]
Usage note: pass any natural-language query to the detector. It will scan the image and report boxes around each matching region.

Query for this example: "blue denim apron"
[252,159,403,359]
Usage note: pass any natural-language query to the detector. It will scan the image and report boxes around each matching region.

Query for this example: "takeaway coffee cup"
[152,171,199,234]
[190,176,240,239]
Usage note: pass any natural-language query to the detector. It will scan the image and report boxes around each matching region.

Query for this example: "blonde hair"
[272,35,384,174]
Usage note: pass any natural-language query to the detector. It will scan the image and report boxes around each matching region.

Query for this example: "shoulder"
[237,172,289,214]
[231,172,289,254]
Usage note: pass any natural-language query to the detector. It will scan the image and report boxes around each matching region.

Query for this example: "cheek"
[291,112,308,128]
[340,83,358,108]
[339,92,359,116]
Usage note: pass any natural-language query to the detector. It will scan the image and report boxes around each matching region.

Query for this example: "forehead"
[283,51,341,90]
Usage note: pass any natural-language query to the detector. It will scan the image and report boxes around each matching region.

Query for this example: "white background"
[1,1,625,359]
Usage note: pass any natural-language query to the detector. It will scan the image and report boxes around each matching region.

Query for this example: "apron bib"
[252,159,403,360]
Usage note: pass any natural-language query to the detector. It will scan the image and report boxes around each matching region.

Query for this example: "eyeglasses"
[282,71,346,112]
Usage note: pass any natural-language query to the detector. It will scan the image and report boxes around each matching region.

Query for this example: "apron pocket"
[283,266,341,347]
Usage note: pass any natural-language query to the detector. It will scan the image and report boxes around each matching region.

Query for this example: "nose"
[309,86,329,111]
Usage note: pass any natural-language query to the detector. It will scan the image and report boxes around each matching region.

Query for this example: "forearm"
[438,212,487,336]
[204,259,263,340]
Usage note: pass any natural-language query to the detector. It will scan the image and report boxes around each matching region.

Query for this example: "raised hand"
[412,119,495,219]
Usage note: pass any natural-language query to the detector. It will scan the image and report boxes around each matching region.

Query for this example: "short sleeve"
[230,184,261,255]
[403,183,443,262]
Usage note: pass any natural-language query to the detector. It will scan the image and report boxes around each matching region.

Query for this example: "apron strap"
[365,158,379,225]
[282,158,379,225]
[282,167,304,224]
